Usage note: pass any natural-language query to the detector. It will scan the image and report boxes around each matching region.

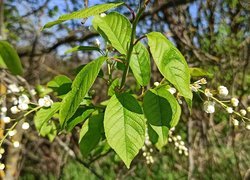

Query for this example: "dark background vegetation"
[0,0,250,179]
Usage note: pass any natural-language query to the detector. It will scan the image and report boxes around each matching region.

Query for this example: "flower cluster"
[0,148,5,170]
[168,127,189,156]
[142,128,154,164]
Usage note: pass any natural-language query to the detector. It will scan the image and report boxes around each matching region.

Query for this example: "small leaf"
[66,107,95,131]
[0,41,23,75]
[34,102,61,132]
[47,75,72,97]
[59,56,106,127]
[104,93,145,168]
[130,42,151,86]
[147,32,192,101]
[79,113,104,157]
[93,12,132,54]
[42,3,124,30]
[189,67,213,77]
[65,46,100,54]
[143,87,181,150]
[108,78,120,96]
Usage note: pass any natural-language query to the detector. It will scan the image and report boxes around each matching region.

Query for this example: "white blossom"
[240,109,247,116]
[18,103,29,111]
[226,107,233,114]
[3,116,11,123]
[0,163,5,170]
[9,129,17,137]
[0,154,2,159]
[218,86,228,96]
[38,95,53,107]
[22,122,30,130]
[231,98,239,107]
[1,107,7,113]
[154,82,160,87]
[0,148,5,154]
[205,89,213,97]
[204,101,215,113]
[18,94,30,104]
[168,87,176,94]
[191,84,201,92]
[30,89,37,95]
[13,141,20,148]
[10,106,20,114]
[8,84,20,93]
[176,135,182,140]
[100,13,106,17]
[232,119,239,126]
[247,107,250,112]
[246,125,250,130]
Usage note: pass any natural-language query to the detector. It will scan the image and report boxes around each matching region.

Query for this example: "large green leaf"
[79,113,104,157]
[104,93,145,168]
[0,41,23,75]
[130,42,151,86]
[143,87,181,150]
[43,3,124,29]
[147,32,192,101]
[93,12,132,54]
[59,56,106,127]
[34,102,61,132]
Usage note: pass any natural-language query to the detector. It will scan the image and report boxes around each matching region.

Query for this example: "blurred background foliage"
[0,0,250,179]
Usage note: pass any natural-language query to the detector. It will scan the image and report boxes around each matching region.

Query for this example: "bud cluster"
[142,128,154,164]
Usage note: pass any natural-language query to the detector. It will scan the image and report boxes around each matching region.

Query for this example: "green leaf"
[66,107,95,131]
[108,78,120,96]
[34,102,61,132]
[147,32,192,101]
[42,3,124,30]
[0,55,7,68]
[47,75,72,97]
[130,42,151,86]
[93,12,132,54]
[104,93,145,168]
[40,121,57,142]
[189,67,213,78]
[79,113,104,157]
[65,46,100,54]
[0,41,23,75]
[143,87,181,150]
[59,56,106,127]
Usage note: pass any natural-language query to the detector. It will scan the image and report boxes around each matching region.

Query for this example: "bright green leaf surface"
[189,67,213,77]
[130,42,151,86]
[79,113,104,157]
[59,56,106,127]
[147,32,192,101]
[108,78,120,96]
[104,93,145,168]
[0,41,23,75]
[143,87,181,150]
[93,12,132,54]
[43,3,124,29]
[47,75,72,97]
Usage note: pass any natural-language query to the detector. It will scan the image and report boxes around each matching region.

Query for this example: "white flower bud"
[0,163,5,170]
[1,107,7,113]
[154,82,160,87]
[13,141,20,148]
[246,124,250,130]
[22,122,30,130]
[247,107,250,112]
[0,154,2,159]
[9,129,17,137]
[174,142,179,147]
[30,89,37,95]
[8,84,20,93]
[168,87,176,94]
[100,13,106,17]
[178,150,182,154]
[10,106,20,114]
[168,137,172,142]
[205,89,213,97]
[200,78,207,84]
[3,116,11,123]
[176,135,182,140]
[232,119,239,126]
[226,107,233,114]
[218,86,229,96]
[0,148,5,154]
[18,94,30,104]
[18,103,29,111]
[143,152,147,157]
[184,151,189,156]
[231,98,239,107]
[204,101,215,114]
[240,109,247,116]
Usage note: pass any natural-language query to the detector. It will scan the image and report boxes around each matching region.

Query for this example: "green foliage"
[0,40,23,75]
[43,2,124,29]
[130,42,151,86]
[79,113,104,157]
[189,67,213,78]
[64,46,100,54]
[143,86,181,150]
[59,56,106,127]
[47,75,72,97]
[147,32,192,101]
[93,12,131,54]
[104,93,145,168]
